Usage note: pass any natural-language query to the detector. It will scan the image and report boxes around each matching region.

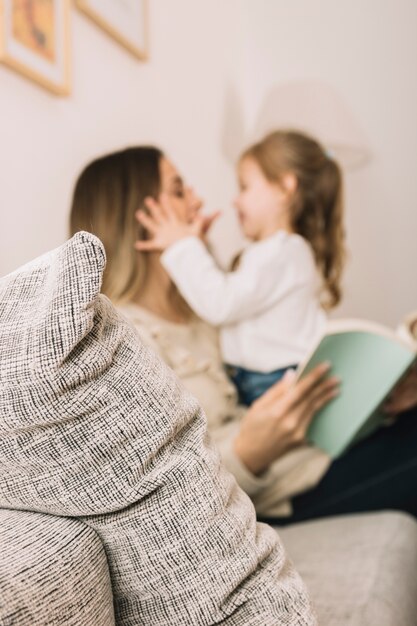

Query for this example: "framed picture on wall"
[0,0,71,95]
[76,0,148,60]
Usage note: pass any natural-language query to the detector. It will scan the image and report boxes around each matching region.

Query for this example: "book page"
[396,310,417,347]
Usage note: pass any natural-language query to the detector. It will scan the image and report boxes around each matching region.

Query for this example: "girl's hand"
[135,194,202,252]
[234,363,340,475]
[134,194,221,252]
[200,210,222,238]
[383,366,417,415]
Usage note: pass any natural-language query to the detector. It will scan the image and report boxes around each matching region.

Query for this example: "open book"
[297,311,417,458]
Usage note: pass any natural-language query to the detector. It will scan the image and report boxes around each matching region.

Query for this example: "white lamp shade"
[252,81,371,170]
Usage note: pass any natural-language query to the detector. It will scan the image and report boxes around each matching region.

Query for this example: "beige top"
[120,303,331,517]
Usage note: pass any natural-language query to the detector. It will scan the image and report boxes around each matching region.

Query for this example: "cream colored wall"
[1,0,416,326]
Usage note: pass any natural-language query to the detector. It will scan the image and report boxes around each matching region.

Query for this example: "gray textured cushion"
[279,511,417,626]
[0,508,115,625]
[0,232,315,625]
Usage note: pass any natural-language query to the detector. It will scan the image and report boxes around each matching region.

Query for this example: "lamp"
[252,81,371,170]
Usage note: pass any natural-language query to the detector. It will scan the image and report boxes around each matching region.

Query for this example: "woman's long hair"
[242,130,346,309]
[69,146,191,316]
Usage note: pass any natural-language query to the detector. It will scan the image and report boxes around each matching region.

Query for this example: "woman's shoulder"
[118,303,163,352]
[118,303,220,362]
[120,303,213,337]
[118,303,155,330]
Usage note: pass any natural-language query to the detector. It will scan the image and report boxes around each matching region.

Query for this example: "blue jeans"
[226,364,298,406]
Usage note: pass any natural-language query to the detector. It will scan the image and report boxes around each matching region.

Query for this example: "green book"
[298,315,417,458]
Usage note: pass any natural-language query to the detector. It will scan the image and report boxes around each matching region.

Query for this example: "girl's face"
[234,157,293,240]
[159,157,202,223]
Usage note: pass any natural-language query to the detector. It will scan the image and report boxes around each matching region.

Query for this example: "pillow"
[0,232,314,625]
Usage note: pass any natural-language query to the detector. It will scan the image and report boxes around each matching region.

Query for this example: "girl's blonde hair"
[69,146,191,316]
[242,130,346,309]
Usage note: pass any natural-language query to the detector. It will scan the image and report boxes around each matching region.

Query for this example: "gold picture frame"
[76,0,148,60]
[0,0,71,95]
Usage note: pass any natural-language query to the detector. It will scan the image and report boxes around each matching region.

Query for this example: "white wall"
[1,0,416,326]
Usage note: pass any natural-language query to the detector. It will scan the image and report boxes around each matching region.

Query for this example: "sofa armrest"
[0,508,115,626]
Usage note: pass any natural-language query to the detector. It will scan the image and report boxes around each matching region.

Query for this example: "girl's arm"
[161,236,305,326]
[136,197,311,326]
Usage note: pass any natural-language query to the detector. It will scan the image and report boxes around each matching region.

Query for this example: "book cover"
[298,317,417,458]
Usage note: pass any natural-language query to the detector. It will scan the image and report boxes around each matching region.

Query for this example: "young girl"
[136,130,346,406]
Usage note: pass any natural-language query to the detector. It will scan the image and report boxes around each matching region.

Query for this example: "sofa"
[1,507,417,626]
[2,233,417,624]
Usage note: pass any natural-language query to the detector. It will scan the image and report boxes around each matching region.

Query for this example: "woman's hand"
[383,365,417,415]
[135,194,220,252]
[234,363,340,475]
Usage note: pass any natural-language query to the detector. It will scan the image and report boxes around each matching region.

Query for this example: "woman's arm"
[233,364,339,475]
[211,364,340,490]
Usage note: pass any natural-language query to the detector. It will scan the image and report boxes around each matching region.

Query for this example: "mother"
[69,146,417,523]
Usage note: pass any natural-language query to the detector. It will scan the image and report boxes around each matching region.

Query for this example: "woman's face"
[159,157,202,223]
